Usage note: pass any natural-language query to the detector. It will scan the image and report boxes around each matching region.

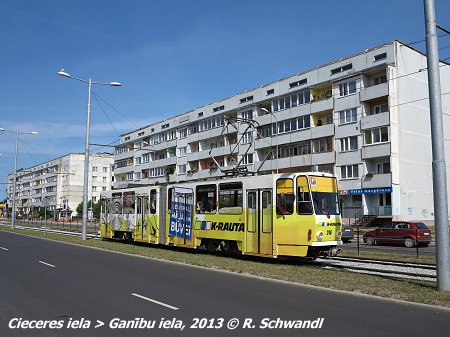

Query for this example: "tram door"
[169,187,194,247]
[246,189,273,255]
[140,194,149,241]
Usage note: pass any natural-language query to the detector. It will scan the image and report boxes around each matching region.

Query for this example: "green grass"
[1,226,449,308]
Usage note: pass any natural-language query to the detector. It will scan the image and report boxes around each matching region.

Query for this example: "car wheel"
[366,236,375,246]
[404,237,416,248]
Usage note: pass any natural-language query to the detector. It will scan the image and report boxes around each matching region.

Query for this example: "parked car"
[341,225,354,243]
[363,221,432,248]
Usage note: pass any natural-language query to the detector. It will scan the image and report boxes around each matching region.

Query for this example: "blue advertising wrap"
[169,193,193,240]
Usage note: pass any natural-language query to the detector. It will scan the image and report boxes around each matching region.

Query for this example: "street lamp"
[0,128,38,229]
[57,69,121,240]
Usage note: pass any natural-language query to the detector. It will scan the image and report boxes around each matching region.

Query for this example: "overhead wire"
[91,91,139,129]
[92,92,121,138]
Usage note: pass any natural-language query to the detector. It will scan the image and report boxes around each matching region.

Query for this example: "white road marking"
[0,247,8,251]
[38,260,56,268]
[131,293,179,310]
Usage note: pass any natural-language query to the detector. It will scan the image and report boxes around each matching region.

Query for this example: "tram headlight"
[316,231,324,240]
[336,231,342,239]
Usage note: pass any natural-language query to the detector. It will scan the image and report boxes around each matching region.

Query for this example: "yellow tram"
[100,172,342,258]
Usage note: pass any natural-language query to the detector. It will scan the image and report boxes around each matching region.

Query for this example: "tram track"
[317,256,436,281]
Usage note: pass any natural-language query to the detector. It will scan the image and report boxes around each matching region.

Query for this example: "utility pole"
[424,0,450,291]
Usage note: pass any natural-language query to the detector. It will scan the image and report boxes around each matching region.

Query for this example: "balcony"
[362,173,392,189]
[311,151,335,165]
[311,123,334,139]
[310,97,333,114]
[360,112,390,130]
[362,142,391,159]
[115,150,134,161]
[360,82,389,102]
[113,165,134,175]
[189,127,224,142]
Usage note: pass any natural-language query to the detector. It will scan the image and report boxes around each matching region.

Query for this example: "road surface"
[0,231,448,337]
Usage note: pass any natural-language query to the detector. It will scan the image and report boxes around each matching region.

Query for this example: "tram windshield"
[311,191,340,215]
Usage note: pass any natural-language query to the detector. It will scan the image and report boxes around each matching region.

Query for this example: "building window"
[266,88,274,95]
[257,124,274,138]
[364,127,389,145]
[331,63,353,75]
[374,52,387,62]
[213,105,225,112]
[341,164,359,179]
[376,162,391,174]
[339,108,357,125]
[102,186,107,191]
[103,177,107,182]
[272,90,310,112]
[178,164,187,175]
[289,78,307,88]
[240,95,253,104]
[241,131,253,144]
[142,153,150,163]
[373,75,387,85]
[179,128,188,138]
[134,172,141,180]
[339,136,358,152]
[127,172,133,181]
[241,153,253,165]
[103,167,108,173]
[179,146,187,157]
[338,81,357,96]
[92,166,98,172]
[241,109,253,120]
[373,103,389,115]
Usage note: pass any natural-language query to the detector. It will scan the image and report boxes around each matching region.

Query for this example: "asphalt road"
[0,231,448,337]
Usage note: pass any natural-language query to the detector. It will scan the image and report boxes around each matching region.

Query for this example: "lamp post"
[57,69,121,240]
[0,128,38,229]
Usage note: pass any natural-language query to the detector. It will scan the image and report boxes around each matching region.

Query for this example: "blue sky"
[0,0,449,195]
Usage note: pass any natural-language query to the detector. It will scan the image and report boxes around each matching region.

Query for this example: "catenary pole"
[424,0,450,291]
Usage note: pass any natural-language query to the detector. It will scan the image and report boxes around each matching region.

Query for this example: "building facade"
[7,153,114,217]
[113,41,450,223]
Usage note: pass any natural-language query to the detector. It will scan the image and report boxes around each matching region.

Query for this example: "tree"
[76,200,101,219]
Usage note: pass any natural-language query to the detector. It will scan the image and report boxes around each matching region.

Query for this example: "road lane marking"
[38,260,56,268]
[0,247,8,251]
[131,293,179,310]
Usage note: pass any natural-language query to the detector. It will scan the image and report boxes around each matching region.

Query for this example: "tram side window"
[218,182,243,214]
[101,197,110,214]
[276,178,294,215]
[150,189,157,214]
[112,193,122,214]
[297,176,312,214]
[196,184,217,214]
[123,191,135,214]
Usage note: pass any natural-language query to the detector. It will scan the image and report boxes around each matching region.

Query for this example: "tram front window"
[312,192,339,216]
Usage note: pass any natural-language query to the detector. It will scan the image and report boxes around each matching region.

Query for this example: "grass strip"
[1,226,449,308]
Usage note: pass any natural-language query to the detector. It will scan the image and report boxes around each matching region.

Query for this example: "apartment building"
[114,40,450,222]
[7,153,114,217]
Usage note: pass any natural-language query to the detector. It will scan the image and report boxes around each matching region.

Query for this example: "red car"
[363,221,432,248]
